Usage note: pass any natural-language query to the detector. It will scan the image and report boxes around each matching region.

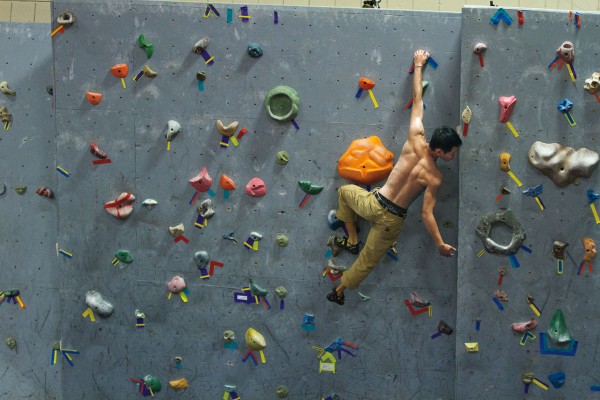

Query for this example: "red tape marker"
[92,159,112,165]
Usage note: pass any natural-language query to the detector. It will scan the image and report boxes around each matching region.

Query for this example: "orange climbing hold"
[337,136,395,185]
[110,64,129,78]
[358,78,375,90]
[220,174,236,190]
[86,92,103,105]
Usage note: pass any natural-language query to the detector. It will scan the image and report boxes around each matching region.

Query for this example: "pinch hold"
[216,120,239,137]
[104,192,135,219]
[511,318,537,333]
[168,223,185,238]
[0,81,16,96]
[85,290,114,317]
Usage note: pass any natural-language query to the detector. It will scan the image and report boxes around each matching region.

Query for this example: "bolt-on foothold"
[548,371,566,388]
[437,320,453,335]
[142,65,158,77]
[167,276,187,293]
[495,289,508,301]
[110,64,129,79]
[410,291,430,307]
[521,372,535,385]
[498,266,506,276]
[196,71,207,81]
[249,278,268,297]
[193,37,210,54]
[168,223,184,238]
[36,187,53,198]
[0,81,16,96]
[244,177,267,197]
[0,106,12,123]
[245,327,266,350]
[499,152,511,172]
[90,142,107,159]
[461,106,472,124]
[247,43,264,58]
[584,72,600,94]
[276,385,289,398]
[4,336,16,349]
[216,120,239,137]
[582,237,597,262]
[223,330,235,343]
[298,180,323,195]
[220,174,236,190]
[114,250,134,264]
[276,234,288,247]
[275,286,287,298]
[135,309,145,319]
[473,42,487,55]
[189,167,213,192]
[86,92,103,106]
[14,186,26,195]
[358,77,375,90]
[138,34,154,59]
[498,96,517,123]
[194,250,210,269]
[552,240,568,260]
[500,186,511,195]
[556,41,575,63]
[169,378,189,391]
[46,85,54,96]
[276,151,289,165]
[512,318,537,333]
[85,290,114,317]
[165,120,181,141]
[143,375,162,393]
[250,232,263,241]
[142,199,158,209]
[0,183,6,196]
[57,11,75,26]
[327,259,347,273]
[197,198,215,218]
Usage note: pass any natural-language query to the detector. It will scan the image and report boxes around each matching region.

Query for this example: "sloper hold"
[476,208,526,255]
[245,327,266,350]
[167,276,187,293]
[337,136,395,185]
[110,64,128,79]
[220,174,236,190]
[298,180,323,195]
[245,177,267,197]
[189,167,213,192]
[528,141,599,188]
[249,278,268,297]
[86,92,103,105]
[85,290,114,317]
[548,309,570,343]
[358,77,375,90]
[498,96,516,123]
[194,250,209,269]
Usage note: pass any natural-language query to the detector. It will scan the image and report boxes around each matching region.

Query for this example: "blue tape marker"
[591,385,600,392]
[207,188,216,197]
[492,297,504,311]
[274,10,278,24]
[198,80,204,92]
[508,254,520,268]
[523,383,530,393]
[224,341,238,350]
[427,57,438,69]
[431,331,442,339]
[209,4,220,16]
[325,249,332,259]
[227,8,233,23]
[475,320,480,331]
[355,88,363,99]
[520,244,533,253]
[386,251,398,261]
[291,119,300,130]
[224,190,230,200]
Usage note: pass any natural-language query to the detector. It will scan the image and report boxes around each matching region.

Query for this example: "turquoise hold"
[247,43,263,58]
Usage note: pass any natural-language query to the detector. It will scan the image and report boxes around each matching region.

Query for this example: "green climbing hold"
[276,234,288,247]
[114,250,134,264]
[143,375,162,392]
[4,336,16,349]
[248,278,268,297]
[138,35,154,59]
[14,186,26,195]
[298,180,323,195]
[548,309,570,343]
[275,286,287,298]
[265,86,300,122]
[276,385,289,398]
[276,151,289,165]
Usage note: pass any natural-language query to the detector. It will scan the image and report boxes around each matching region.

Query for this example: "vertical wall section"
[458,7,600,400]
[50,2,461,399]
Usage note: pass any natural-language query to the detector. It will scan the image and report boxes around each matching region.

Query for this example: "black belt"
[374,191,407,218]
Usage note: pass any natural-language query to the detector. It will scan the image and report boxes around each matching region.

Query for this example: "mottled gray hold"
[275,286,287,298]
[247,43,264,58]
[475,208,526,255]
[4,336,16,349]
[223,330,235,343]
[197,199,215,218]
[165,120,181,141]
[196,71,206,81]
[194,250,210,269]
[193,37,210,54]
[276,151,289,165]
[57,11,75,26]
[528,141,599,188]
[85,290,114,318]
[276,385,289,398]
[276,234,288,247]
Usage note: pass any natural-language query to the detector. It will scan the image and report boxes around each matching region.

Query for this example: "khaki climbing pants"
[336,184,406,290]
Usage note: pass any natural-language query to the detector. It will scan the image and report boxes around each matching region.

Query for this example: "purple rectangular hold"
[234,292,253,304]
[240,5,249,22]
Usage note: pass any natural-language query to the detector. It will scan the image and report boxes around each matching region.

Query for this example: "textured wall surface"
[46,2,461,399]
[458,7,600,400]
[0,23,61,399]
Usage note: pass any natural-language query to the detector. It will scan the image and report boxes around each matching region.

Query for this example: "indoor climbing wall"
[46,2,461,399]
[0,23,62,399]
[458,6,600,399]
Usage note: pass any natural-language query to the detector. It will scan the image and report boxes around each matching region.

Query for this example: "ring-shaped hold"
[475,208,526,255]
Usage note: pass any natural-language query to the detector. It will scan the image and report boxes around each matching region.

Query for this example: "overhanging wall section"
[458,7,600,399]
[51,2,461,399]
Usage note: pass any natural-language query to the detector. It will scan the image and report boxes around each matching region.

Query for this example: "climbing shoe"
[333,236,359,255]
[326,288,345,305]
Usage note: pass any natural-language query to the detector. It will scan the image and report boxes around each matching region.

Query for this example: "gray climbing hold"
[85,290,114,318]
[223,330,235,343]
[194,250,210,269]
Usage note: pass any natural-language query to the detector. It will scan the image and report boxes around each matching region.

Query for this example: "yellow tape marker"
[82,307,96,322]
[534,197,544,211]
[15,296,25,309]
[223,392,230,400]
[167,141,171,151]
[428,305,432,317]
[566,63,576,82]
[179,292,188,303]
[120,78,127,89]
[591,203,600,224]
[205,56,215,64]
[259,349,266,363]
[239,15,251,19]
[367,89,379,108]
[53,349,58,364]
[529,302,541,317]
[231,137,239,147]
[532,378,549,390]
[167,292,173,300]
[50,25,64,37]
[505,121,519,138]
[507,171,522,187]
[253,241,259,251]
[476,249,485,257]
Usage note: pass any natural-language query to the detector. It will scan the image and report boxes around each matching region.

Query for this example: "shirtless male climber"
[326,49,462,305]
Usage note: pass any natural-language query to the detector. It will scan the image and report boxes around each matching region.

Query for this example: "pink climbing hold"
[244,177,267,197]
[498,96,517,123]
[168,276,187,293]
[189,167,213,192]
[511,318,537,333]
[104,192,135,219]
